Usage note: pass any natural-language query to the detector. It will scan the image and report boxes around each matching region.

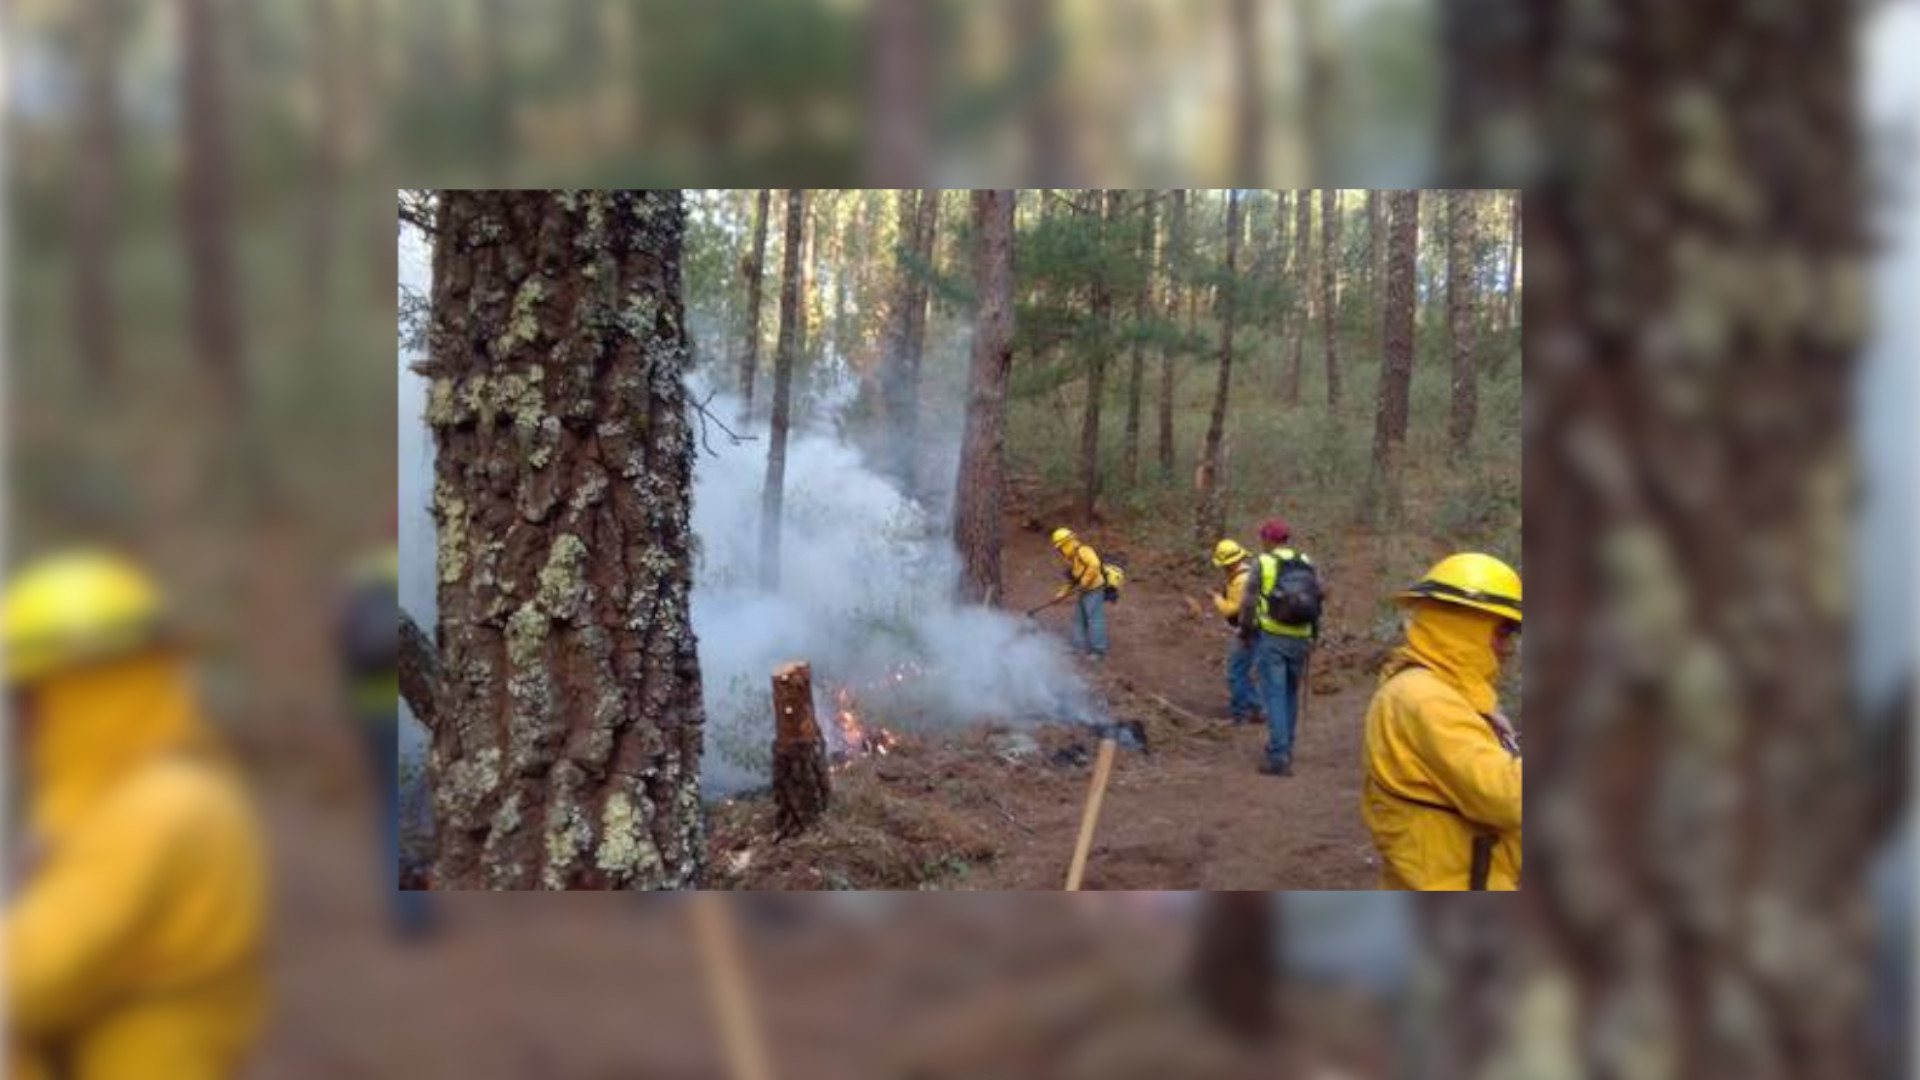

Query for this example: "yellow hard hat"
[3,552,168,685]
[1397,553,1522,624]
[1211,539,1248,568]
[1050,528,1076,551]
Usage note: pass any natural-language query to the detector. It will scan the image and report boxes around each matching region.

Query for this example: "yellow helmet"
[1397,553,1521,624]
[1050,528,1076,551]
[3,552,168,685]
[1211,539,1248,568]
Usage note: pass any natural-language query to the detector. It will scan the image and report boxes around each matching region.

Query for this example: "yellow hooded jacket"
[1052,541,1107,599]
[1360,601,1522,890]
[1212,561,1253,623]
[7,654,268,1079]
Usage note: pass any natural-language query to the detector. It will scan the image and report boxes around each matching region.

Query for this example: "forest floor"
[708,496,1389,891]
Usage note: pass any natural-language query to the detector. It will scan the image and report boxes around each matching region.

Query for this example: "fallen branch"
[984,795,1034,834]
[399,609,440,733]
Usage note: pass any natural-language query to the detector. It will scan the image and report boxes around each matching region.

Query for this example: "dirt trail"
[963,518,1382,890]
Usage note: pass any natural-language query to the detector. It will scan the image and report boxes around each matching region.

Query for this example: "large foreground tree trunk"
[1420,5,1889,1078]
[422,191,704,890]
[1372,190,1418,479]
[739,189,770,417]
[1158,189,1186,481]
[1191,892,1278,1043]
[1194,189,1241,545]
[951,190,1017,605]
[761,189,806,590]
[1446,189,1478,456]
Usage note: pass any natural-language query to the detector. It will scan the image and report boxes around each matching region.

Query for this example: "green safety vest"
[1255,548,1316,638]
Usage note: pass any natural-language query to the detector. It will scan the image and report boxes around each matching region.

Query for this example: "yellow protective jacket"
[1212,562,1253,623]
[1360,601,1522,890]
[7,654,268,1079]
[1052,542,1107,599]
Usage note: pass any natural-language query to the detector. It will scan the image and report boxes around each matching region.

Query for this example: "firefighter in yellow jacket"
[1209,540,1260,725]
[1360,553,1522,890]
[1049,528,1113,660]
[4,552,268,1079]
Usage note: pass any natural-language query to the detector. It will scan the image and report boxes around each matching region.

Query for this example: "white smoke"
[399,226,1091,796]
[689,374,1093,794]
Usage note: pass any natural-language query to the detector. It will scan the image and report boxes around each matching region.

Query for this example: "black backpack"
[1263,553,1323,626]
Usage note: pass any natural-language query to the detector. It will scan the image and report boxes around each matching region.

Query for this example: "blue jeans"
[363,716,434,936]
[1227,637,1259,720]
[1253,634,1312,768]
[1070,590,1110,656]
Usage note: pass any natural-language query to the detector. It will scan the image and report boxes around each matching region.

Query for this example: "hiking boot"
[1258,761,1293,778]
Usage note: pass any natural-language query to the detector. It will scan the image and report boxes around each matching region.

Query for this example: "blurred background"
[8,0,1917,1076]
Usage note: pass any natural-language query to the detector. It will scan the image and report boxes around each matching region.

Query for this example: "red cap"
[1259,518,1291,546]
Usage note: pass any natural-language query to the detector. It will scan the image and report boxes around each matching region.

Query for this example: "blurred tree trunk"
[740,189,770,417]
[952,190,1017,606]
[867,0,929,184]
[1286,191,1311,404]
[1447,189,1478,456]
[1275,189,1292,280]
[762,189,806,590]
[181,0,243,402]
[1077,192,1122,520]
[1123,192,1156,487]
[1017,0,1074,186]
[1372,190,1418,478]
[1424,4,1881,1078]
[1158,189,1186,481]
[1191,892,1278,1042]
[421,191,703,890]
[1321,188,1342,408]
[1231,0,1262,184]
[74,0,120,380]
[1296,0,1332,181]
[304,0,342,324]
[1194,190,1241,545]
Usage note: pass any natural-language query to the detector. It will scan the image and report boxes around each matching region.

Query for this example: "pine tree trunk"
[1503,189,1521,334]
[867,0,929,184]
[1158,190,1185,482]
[74,0,119,380]
[181,0,243,402]
[1076,192,1120,520]
[882,190,920,488]
[1446,189,1478,456]
[1367,188,1384,358]
[1275,189,1291,281]
[762,189,806,590]
[1194,190,1241,545]
[1124,192,1155,488]
[899,189,940,491]
[422,191,704,890]
[1286,190,1311,404]
[952,190,1017,606]
[1321,188,1342,408]
[739,189,770,416]
[1372,190,1418,478]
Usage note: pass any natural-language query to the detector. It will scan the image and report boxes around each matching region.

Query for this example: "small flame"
[827,681,903,768]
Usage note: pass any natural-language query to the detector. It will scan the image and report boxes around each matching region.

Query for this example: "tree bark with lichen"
[419,191,705,890]
[1419,5,1888,1077]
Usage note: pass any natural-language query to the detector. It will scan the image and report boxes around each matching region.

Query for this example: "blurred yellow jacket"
[7,654,268,1080]
[1212,563,1252,622]
[1360,601,1522,890]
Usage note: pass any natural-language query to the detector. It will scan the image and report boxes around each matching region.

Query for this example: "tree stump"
[770,662,831,836]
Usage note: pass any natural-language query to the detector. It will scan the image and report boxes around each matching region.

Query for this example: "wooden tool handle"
[1065,738,1119,891]
[690,895,774,1080]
